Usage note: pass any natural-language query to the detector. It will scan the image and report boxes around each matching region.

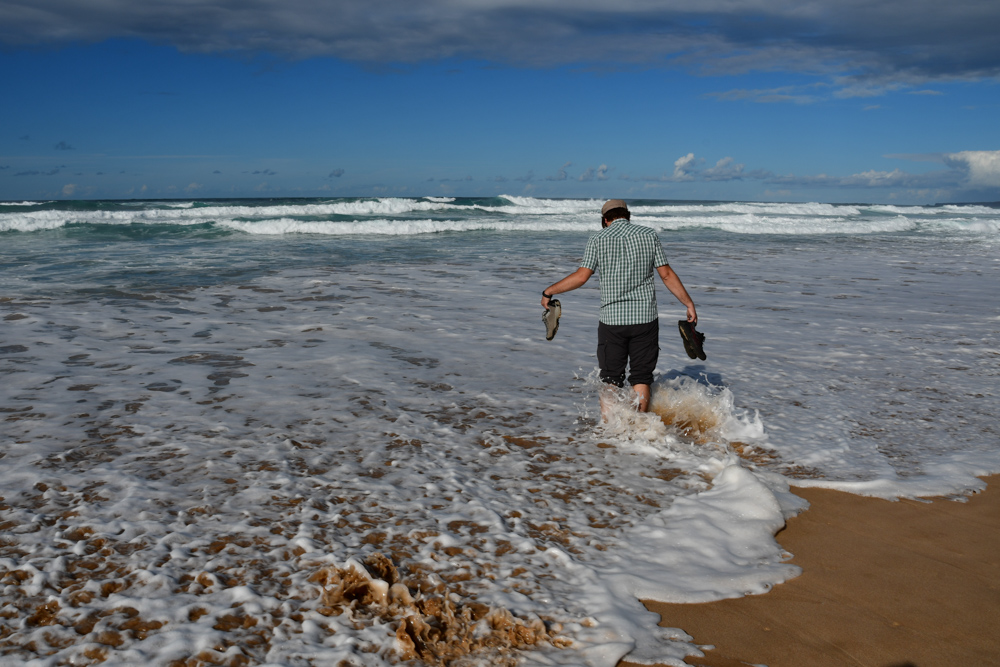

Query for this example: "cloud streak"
[631,155,768,183]
[578,164,609,181]
[14,168,61,176]
[2,0,998,92]
[546,162,572,181]
[706,85,823,104]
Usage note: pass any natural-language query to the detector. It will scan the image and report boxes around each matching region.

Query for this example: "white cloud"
[703,157,745,181]
[673,153,701,181]
[62,183,76,196]
[624,153,768,183]
[632,154,764,183]
[943,150,1000,187]
[885,150,1000,192]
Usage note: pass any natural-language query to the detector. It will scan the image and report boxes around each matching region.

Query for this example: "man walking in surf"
[541,199,698,415]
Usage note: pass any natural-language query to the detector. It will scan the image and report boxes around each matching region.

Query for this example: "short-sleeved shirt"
[580,218,669,326]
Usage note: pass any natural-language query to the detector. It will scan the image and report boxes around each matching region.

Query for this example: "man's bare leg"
[633,384,650,412]
[601,383,650,421]
[599,385,616,423]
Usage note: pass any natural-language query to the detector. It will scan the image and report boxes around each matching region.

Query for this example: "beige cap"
[601,199,628,215]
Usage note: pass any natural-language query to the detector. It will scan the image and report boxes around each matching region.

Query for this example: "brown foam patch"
[310,552,566,664]
[649,385,788,471]
[648,401,720,443]
[0,545,567,665]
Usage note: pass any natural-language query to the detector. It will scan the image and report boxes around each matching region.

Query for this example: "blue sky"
[1,0,998,203]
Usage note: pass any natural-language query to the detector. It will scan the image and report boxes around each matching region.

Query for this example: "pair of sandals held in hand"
[677,319,707,361]
[544,300,707,362]
[542,299,561,341]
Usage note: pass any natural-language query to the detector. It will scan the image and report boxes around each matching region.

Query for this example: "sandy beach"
[622,475,1000,667]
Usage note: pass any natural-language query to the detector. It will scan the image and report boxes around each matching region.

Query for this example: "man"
[541,199,697,414]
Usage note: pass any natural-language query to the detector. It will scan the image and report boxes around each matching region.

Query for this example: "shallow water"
[1,196,998,665]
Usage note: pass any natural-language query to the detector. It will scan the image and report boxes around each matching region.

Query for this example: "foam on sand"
[633,477,1000,666]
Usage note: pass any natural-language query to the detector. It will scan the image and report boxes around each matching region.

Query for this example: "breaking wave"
[0,196,997,238]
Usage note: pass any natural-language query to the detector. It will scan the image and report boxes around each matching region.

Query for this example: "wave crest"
[1,197,997,237]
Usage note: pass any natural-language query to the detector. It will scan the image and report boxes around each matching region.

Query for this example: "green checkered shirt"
[580,218,669,326]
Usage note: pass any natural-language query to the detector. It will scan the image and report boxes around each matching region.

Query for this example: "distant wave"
[639,214,917,235]
[870,204,1000,216]
[928,217,1000,233]
[497,194,604,213]
[633,201,862,217]
[1,196,997,237]
[938,204,1000,215]
[216,217,588,235]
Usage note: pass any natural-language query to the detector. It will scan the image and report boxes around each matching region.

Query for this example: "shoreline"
[621,475,1000,667]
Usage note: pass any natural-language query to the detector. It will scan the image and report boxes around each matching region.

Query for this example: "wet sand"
[620,475,1000,667]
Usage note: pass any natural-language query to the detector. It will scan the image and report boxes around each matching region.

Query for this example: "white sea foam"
[0,215,70,233]
[0,199,456,231]
[926,217,1000,234]
[217,216,586,235]
[0,261,805,665]
[869,204,937,215]
[638,213,916,235]
[1,197,999,665]
[632,201,861,217]
[939,204,1000,215]
[499,194,604,212]
[1,197,998,238]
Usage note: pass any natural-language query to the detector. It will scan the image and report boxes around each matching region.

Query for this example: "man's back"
[581,218,668,326]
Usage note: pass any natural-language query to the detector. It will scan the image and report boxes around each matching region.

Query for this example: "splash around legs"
[600,382,650,422]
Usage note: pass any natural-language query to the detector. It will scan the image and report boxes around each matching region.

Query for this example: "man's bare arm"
[541,268,594,309]
[657,264,697,324]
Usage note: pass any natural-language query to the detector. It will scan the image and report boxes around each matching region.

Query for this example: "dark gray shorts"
[596,319,659,387]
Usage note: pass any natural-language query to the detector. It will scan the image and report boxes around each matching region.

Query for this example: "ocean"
[1,196,998,666]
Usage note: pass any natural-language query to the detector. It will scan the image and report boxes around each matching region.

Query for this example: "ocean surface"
[1,196,998,666]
